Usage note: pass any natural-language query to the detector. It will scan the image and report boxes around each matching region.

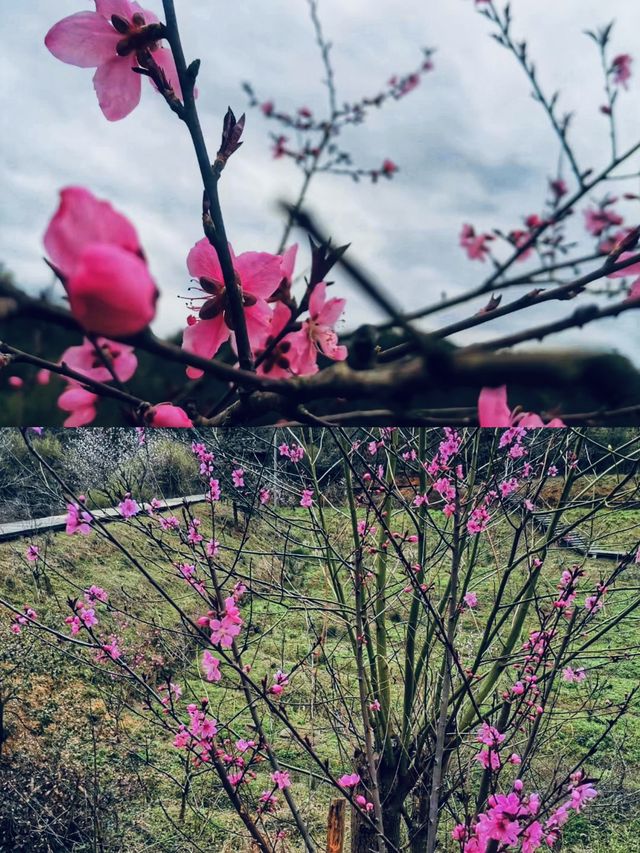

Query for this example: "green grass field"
[1,498,640,852]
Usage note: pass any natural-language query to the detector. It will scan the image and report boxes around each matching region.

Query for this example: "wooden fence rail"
[0,494,208,543]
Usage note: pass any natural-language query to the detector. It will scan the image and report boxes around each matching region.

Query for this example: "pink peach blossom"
[460,223,492,261]
[583,206,623,237]
[182,240,283,378]
[338,772,361,788]
[478,386,565,428]
[66,502,93,535]
[293,283,347,375]
[44,187,158,337]
[202,650,222,683]
[256,302,305,378]
[45,1,182,122]
[147,404,193,427]
[61,337,138,383]
[271,770,291,790]
[58,386,99,427]
[611,54,633,89]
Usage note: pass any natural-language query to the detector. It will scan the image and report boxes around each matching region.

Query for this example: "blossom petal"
[67,244,158,337]
[63,407,98,427]
[478,386,512,427]
[44,187,141,278]
[148,404,193,427]
[187,238,225,283]
[279,244,298,281]
[62,338,138,383]
[235,252,283,300]
[58,387,99,426]
[93,55,141,121]
[290,332,319,376]
[244,300,273,352]
[95,0,136,20]
[517,413,545,427]
[607,252,640,279]
[45,12,119,68]
[58,387,98,412]
[182,316,229,379]
[318,295,346,327]
[131,1,160,23]
[270,301,292,338]
[628,277,640,300]
[309,281,327,318]
[318,332,347,361]
[108,345,138,382]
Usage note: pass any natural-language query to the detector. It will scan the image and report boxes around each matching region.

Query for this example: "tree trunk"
[408,785,430,853]
[350,801,378,853]
[350,759,402,853]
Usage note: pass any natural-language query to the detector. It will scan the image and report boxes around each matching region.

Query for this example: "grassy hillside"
[1,500,639,852]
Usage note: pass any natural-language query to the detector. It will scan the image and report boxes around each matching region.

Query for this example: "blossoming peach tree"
[3,426,640,851]
[0,1,640,426]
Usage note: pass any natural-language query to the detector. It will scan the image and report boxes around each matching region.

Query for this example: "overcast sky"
[2,0,639,362]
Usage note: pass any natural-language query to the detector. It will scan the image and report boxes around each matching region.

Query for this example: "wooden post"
[327,798,346,853]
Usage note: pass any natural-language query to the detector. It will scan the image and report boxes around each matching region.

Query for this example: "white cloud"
[1,0,639,360]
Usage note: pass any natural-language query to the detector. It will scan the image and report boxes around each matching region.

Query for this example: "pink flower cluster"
[57,337,137,426]
[460,224,493,262]
[173,700,219,764]
[452,781,543,852]
[66,500,92,535]
[192,442,215,475]
[585,582,608,614]
[611,54,633,89]
[300,489,314,508]
[207,479,222,502]
[65,597,99,635]
[41,188,194,428]
[544,773,598,848]
[10,606,38,635]
[467,505,491,535]
[474,722,505,772]
[85,585,109,605]
[188,518,203,544]
[554,565,584,616]
[202,649,222,683]
[259,488,271,505]
[198,594,244,649]
[269,670,290,696]
[338,772,361,788]
[454,773,597,852]
[183,241,347,378]
[271,769,291,790]
[278,443,305,463]
[562,666,586,684]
